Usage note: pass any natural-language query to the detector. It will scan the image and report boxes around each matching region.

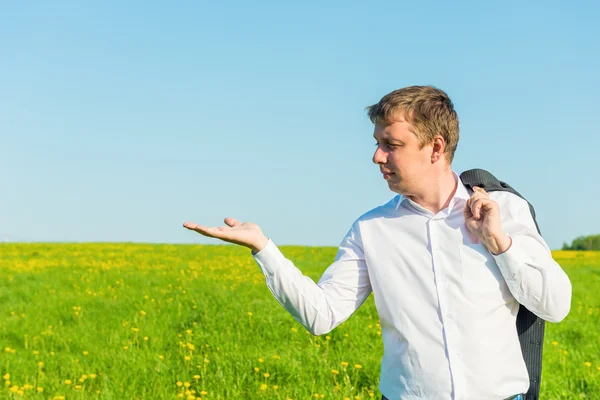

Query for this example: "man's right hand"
[183,217,269,254]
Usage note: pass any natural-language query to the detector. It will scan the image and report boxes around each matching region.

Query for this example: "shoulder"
[489,190,531,213]
[488,190,537,229]
[355,196,400,224]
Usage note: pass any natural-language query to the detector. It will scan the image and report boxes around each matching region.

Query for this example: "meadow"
[0,244,598,399]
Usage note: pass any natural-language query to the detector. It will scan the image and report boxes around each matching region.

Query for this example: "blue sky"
[2,1,598,250]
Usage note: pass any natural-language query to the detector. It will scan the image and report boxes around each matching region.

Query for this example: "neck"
[405,169,457,214]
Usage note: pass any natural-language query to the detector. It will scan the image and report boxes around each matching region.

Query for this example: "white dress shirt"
[252,171,572,400]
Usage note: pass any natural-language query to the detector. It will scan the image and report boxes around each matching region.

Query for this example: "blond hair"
[366,85,459,163]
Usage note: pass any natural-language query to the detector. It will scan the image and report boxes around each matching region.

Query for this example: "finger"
[463,202,473,220]
[473,186,488,197]
[471,197,495,220]
[183,222,227,239]
[471,198,485,220]
[224,217,241,227]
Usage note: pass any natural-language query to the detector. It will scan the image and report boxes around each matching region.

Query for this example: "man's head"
[367,85,459,195]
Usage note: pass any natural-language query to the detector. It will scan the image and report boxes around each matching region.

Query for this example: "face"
[372,116,435,195]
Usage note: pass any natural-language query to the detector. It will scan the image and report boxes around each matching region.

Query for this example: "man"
[183,86,572,400]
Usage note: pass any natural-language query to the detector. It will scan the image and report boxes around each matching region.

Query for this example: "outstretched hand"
[183,217,269,254]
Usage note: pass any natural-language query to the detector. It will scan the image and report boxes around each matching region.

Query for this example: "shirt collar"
[394,171,471,212]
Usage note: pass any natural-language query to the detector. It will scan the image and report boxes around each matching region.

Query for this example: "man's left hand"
[464,186,512,255]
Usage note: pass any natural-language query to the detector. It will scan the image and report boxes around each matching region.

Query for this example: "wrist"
[251,235,269,254]
[487,233,512,255]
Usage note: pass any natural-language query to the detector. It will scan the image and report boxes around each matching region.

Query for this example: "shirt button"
[447,314,453,320]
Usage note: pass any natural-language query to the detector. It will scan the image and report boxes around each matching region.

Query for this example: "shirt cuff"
[491,235,533,289]
[252,238,286,277]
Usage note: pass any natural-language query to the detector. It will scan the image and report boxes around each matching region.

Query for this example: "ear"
[431,136,446,163]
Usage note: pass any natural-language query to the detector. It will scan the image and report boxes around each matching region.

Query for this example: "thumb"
[224,217,241,227]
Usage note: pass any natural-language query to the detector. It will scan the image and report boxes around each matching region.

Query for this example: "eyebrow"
[373,134,403,144]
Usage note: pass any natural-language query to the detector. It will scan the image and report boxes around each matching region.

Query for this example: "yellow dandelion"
[326,336,331,340]
[332,369,340,375]
[341,361,349,367]
[254,367,260,372]
[264,373,270,378]
[83,351,89,356]
[81,375,88,380]
[355,364,363,369]
[9,386,18,393]
[33,350,39,355]
[89,374,97,379]
[258,358,264,363]
[260,384,267,390]
[201,391,208,395]
[585,362,592,367]
[187,343,195,350]
[176,381,183,387]
[273,385,278,390]
[37,387,43,392]
[184,382,191,388]
[75,385,82,390]
[140,310,146,316]
[563,350,568,355]
[123,346,128,350]
[3,373,9,380]
[194,375,200,380]
[159,355,164,359]
[273,355,280,359]
[38,362,44,367]
[552,341,558,346]
[185,356,191,361]
[64,380,72,385]
[144,336,149,341]
[186,329,193,335]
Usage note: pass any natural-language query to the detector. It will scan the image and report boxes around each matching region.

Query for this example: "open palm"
[183,217,268,253]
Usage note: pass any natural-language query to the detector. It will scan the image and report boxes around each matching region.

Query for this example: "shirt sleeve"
[252,221,372,335]
[492,193,572,323]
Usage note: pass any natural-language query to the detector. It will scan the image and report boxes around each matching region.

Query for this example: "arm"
[491,194,572,323]
[253,221,372,335]
[183,217,372,335]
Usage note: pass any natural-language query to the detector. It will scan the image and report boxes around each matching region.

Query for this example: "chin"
[387,182,403,194]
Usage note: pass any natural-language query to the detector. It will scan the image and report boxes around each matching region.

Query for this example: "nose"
[372,145,387,165]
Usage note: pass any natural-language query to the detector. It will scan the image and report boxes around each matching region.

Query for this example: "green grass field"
[0,244,598,399]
